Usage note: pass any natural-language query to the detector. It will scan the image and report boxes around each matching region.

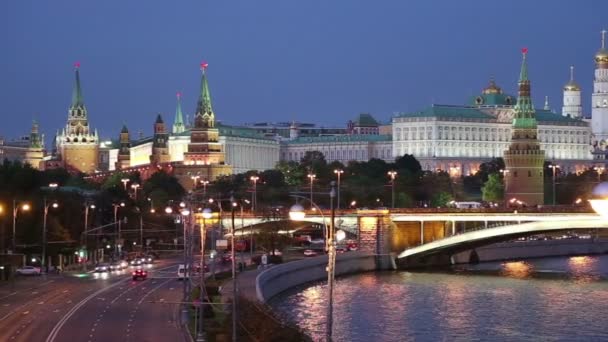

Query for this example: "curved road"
[0,257,186,342]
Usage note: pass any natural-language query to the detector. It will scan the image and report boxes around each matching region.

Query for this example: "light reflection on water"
[270,255,608,342]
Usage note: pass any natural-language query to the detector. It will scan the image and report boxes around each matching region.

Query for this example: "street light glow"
[202,208,213,219]
[289,203,306,221]
[336,229,346,242]
[21,203,31,211]
[52,202,59,209]
[165,207,173,214]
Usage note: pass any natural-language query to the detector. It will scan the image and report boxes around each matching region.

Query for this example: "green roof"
[353,113,379,126]
[288,134,391,144]
[396,105,494,120]
[469,93,514,106]
[535,109,585,124]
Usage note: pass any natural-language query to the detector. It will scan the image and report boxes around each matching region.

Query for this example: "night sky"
[1,1,607,143]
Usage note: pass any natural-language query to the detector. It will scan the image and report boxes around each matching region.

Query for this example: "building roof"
[396,105,495,120]
[287,134,392,144]
[353,113,379,127]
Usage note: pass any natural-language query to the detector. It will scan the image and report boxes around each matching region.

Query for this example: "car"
[16,266,41,276]
[303,249,317,257]
[119,260,129,268]
[177,264,189,280]
[132,268,147,281]
[95,263,110,272]
[144,256,154,264]
[109,262,122,271]
[194,264,210,273]
[130,259,143,267]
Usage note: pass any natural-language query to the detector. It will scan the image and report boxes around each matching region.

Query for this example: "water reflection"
[500,261,533,279]
[272,255,608,342]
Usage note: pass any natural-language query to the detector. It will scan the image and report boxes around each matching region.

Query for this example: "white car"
[95,263,110,272]
[303,249,317,257]
[16,266,41,276]
[177,264,190,280]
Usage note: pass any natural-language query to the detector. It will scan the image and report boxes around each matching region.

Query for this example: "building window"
[528,170,532,177]
[513,171,518,177]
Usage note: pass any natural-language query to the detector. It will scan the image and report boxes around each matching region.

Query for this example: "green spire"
[29,120,42,149]
[121,124,129,134]
[71,62,84,109]
[173,92,185,133]
[513,48,536,128]
[196,62,214,116]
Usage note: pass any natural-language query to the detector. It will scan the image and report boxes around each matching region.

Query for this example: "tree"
[482,173,504,202]
[275,161,305,188]
[300,151,327,173]
[431,191,453,207]
[394,154,422,174]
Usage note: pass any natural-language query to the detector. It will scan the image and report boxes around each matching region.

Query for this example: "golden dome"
[596,48,608,67]
[482,77,503,95]
[564,66,580,91]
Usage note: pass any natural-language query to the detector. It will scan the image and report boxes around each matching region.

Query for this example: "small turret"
[289,121,299,140]
[173,92,185,134]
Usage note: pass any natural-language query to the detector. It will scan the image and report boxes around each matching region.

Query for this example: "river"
[270,255,608,341]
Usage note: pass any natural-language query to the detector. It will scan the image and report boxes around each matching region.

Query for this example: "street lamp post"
[82,203,94,271]
[387,171,397,209]
[289,182,344,341]
[250,176,259,213]
[12,200,30,253]
[121,178,129,191]
[595,166,605,183]
[549,164,560,205]
[191,175,200,190]
[131,183,140,200]
[113,202,125,257]
[201,180,209,199]
[42,199,58,270]
[197,207,212,342]
[334,169,344,210]
[307,173,316,209]
[230,196,238,342]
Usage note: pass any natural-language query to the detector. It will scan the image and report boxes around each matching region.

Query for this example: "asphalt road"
[0,257,187,342]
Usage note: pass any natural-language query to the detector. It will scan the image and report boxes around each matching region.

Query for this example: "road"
[0,257,187,342]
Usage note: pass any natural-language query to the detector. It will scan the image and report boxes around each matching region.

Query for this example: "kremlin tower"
[151,114,171,164]
[503,48,545,206]
[174,62,231,190]
[116,124,131,170]
[56,63,99,173]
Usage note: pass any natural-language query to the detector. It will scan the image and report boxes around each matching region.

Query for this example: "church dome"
[564,80,580,91]
[482,77,503,95]
[596,48,608,68]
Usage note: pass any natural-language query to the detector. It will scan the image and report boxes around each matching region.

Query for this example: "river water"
[270,255,608,341]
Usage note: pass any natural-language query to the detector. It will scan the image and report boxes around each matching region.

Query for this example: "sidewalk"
[219,268,262,302]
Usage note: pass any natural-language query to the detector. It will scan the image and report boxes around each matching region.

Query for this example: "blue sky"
[1,0,606,142]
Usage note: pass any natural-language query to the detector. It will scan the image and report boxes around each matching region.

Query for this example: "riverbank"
[452,238,608,264]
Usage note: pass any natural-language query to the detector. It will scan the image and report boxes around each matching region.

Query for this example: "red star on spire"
[200,61,209,70]
[74,61,81,69]
[176,91,182,99]
[521,47,528,55]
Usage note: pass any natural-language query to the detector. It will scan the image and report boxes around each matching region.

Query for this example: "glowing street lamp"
[12,200,31,253]
[131,183,140,199]
[201,180,210,198]
[307,174,316,209]
[387,171,397,209]
[250,175,259,213]
[190,175,200,189]
[549,164,560,205]
[594,166,605,183]
[121,178,130,191]
[333,169,344,210]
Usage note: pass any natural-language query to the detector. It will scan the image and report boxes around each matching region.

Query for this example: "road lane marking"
[22,311,29,315]
[137,278,172,305]
[38,301,45,304]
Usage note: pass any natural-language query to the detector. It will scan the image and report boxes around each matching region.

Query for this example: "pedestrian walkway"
[219,268,262,302]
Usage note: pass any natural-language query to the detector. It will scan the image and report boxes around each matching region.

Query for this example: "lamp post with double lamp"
[191,175,200,189]
[147,198,155,213]
[289,181,345,341]
[42,199,59,270]
[549,164,560,205]
[12,200,31,253]
[387,171,397,209]
[333,169,344,210]
[112,202,125,257]
[250,175,259,213]
[121,178,130,191]
[201,180,209,199]
[307,173,316,209]
[131,183,140,200]
[595,166,605,183]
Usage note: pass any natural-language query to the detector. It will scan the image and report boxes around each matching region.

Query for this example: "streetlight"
[112,202,125,256]
[147,198,155,213]
[42,199,59,270]
[197,207,213,342]
[387,171,397,209]
[549,164,560,205]
[190,175,200,189]
[350,200,357,209]
[201,180,210,198]
[81,203,95,269]
[289,182,342,341]
[12,200,30,253]
[250,175,259,213]
[594,166,605,183]
[333,169,344,210]
[121,178,130,191]
[131,183,140,199]
[307,173,316,209]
